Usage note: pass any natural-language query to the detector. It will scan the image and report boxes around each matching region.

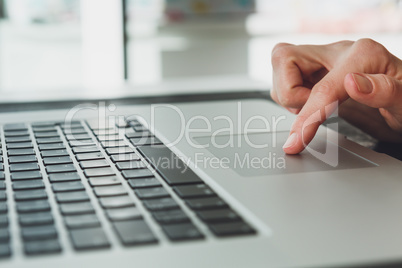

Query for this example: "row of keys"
[136,140,256,237]
[9,124,62,255]
[88,123,204,242]
[40,122,111,251]
[86,126,159,246]
[0,131,11,258]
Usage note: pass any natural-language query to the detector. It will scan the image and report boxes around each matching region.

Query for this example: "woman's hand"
[271,39,402,154]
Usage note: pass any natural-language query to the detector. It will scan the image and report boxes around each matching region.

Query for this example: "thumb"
[344,72,402,109]
[345,72,402,133]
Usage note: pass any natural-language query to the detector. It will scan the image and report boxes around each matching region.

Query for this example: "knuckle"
[271,43,295,66]
[353,38,388,59]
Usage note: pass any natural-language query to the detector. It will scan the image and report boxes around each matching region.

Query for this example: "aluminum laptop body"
[1,97,401,268]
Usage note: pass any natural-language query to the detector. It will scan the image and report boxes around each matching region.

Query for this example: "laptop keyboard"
[0,119,256,258]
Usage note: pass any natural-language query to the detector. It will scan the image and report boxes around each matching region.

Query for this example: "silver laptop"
[0,95,401,268]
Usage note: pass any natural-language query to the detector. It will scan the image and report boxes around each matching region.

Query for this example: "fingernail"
[352,73,373,94]
[283,132,298,149]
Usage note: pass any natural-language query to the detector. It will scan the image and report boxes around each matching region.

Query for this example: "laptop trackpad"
[194,132,376,177]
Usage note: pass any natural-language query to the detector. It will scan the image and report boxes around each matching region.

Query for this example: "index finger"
[282,69,350,154]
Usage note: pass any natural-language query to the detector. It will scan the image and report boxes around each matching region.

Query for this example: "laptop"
[0,92,401,268]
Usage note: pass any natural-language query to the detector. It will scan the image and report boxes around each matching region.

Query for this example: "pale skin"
[271,38,402,154]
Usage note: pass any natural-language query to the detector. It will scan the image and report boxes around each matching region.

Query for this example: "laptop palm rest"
[194,131,376,176]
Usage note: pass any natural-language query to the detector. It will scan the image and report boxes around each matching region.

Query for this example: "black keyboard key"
[133,125,147,132]
[130,137,162,146]
[3,123,27,131]
[92,129,117,136]
[72,146,100,154]
[60,202,95,216]
[60,122,82,129]
[0,182,4,190]
[128,178,160,189]
[185,197,228,210]
[32,126,57,132]
[56,191,89,203]
[14,190,47,201]
[0,244,11,258]
[134,187,170,199]
[153,210,190,224]
[0,229,9,242]
[162,223,204,241]
[9,162,39,172]
[142,198,179,211]
[43,156,73,165]
[63,128,87,134]
[101,140,127,148]
[0,203,7,214]
[113,220,157,246]
[0,192,5,202]
[79,159,109,169]
[197,209,240,223]
[31,121,56,127]
[106,207,142,221]
[48,172,80,183]
[17,200,51,213]
[89,176,121,187]
[0,172,4,181]
[38,143,65,151]
[65,214,101,229]
[76,152,105,161]
[6,142,33,149]
[11,171,42,181]
[138,145,203,185]
[8,148,35,156]
[83,167,115,177]
[34,131,59,138]
[5,136,31,143]
[105,147,135,155]
[110,153,141,162]
[52,181,85,192]
[19,212,54,226]
[65,134,91,141]
[69,139,95,147]
[4,130,29,137]
[24,239,61,255]
[173,184,216,199]
[13,180,45,191]
[97,134,121,142]
[0,215,8,227]
[122,169,154,179]
[8,155,37,164]
[0,164,3,171]
[99,196,135,209]
[125,131,152,139]
[208,222,256,237]
[36,137,62,144]
[70,228,110,250]
[116,161,147,170]
[93,185,127,197]
[21,225,57,241]
[41,149,69,157]
[126,119,142,127]
[46,164,76,173]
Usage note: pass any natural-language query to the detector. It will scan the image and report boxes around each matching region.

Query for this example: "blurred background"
[1,0,402,97]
